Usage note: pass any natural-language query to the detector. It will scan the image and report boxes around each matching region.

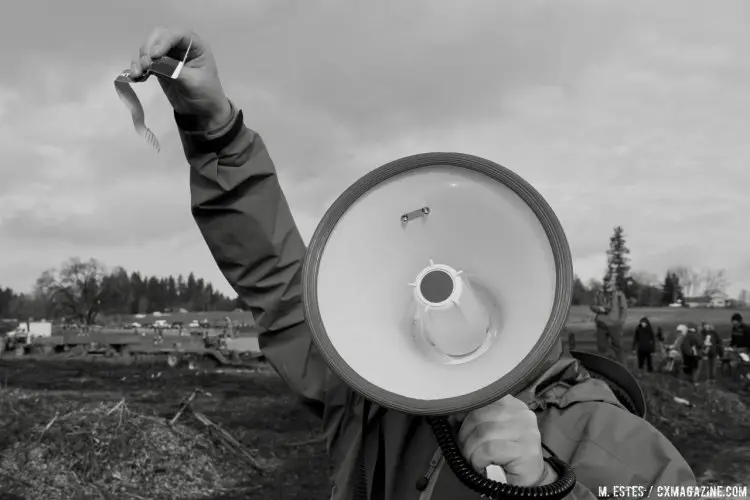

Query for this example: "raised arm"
[130,28,329,417]
[181,107,329,416]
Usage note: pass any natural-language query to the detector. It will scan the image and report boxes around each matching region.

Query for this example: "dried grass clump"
[0,397,271,500]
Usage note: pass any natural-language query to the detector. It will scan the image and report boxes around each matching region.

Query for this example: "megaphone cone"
[303,153,576,499]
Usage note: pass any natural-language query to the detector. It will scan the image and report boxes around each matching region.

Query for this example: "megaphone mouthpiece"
[411,262,495,362]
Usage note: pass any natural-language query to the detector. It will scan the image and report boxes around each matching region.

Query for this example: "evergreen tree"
[167,276,177,306]
[177,274,187,301]
[602,226,631,297]
[660,272,683,305]
[186,272,197,307]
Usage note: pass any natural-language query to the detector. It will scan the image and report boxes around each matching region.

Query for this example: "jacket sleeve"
[547,402,696,500]
[176,103,329,417]
[715,333,724,357]
[729,332,738,348]
[631,329,638,351]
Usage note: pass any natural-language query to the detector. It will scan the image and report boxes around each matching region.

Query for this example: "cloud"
[1,0,750,301]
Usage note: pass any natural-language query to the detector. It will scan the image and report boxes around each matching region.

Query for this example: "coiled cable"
[427,416,577,500]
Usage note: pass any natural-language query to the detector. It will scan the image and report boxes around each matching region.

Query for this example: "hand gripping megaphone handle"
[427,416,577,500]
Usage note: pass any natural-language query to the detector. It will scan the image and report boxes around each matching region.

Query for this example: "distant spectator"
[655,326,666,359]
[680,323,702,385]
[729,313,749,350]
[566,328,576,350]
[631,317,656,372]
[591,288,628,364]
[699,323,722,384]
[663,324,687,374]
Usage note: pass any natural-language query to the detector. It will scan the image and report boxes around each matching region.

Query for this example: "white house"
[683,292,729,308]
[708,292,728,308]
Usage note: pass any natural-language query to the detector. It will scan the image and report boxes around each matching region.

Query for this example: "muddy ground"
[0,352,748,499]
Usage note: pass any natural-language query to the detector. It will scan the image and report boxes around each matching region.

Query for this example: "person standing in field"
[729,313,749,350]
[699,323,722,384]
[655,326,666,359]
[590,288,628,364]
[631,317,655,372]
[680,323,702,385]
[663,324,687,374]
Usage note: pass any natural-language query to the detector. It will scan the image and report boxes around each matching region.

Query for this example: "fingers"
[130,27,200,79]
[457,396,529,443]
[469,440,525,472]
[461,421,520,468]
[147,27,197,59]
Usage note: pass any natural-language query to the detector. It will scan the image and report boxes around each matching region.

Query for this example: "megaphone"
[303,153,576,499]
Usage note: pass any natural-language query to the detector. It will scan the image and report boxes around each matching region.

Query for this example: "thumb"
[148,29,197,60]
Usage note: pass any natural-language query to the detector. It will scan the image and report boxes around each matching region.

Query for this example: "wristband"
[176,109,244,155]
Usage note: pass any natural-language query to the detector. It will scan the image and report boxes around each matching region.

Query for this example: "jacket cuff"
[174,101,244,155]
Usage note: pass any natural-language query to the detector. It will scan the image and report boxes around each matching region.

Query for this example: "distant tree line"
[0,257,239,324]
[1,229,745,326]
[572,270,685,307]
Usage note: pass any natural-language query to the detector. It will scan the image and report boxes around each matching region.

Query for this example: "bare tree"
[670,266,701,297]
[631,271,659,287]
[35,258,111,326]
[700,268,728,296]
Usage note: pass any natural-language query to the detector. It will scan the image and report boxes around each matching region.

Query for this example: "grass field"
[1,309,749,499]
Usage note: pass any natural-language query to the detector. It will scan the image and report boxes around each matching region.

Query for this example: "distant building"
[683,292,729,308]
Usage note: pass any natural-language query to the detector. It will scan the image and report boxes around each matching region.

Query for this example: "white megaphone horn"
[302,153,576,499]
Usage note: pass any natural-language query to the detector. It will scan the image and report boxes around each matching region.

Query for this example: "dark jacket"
[730,322,749,349]
[681,331,702,358]
[701,331,723,358]
[632,318,655,353]
[179,104,696,500]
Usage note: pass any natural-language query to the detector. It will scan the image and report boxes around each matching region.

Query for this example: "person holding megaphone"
[128,28,696,500]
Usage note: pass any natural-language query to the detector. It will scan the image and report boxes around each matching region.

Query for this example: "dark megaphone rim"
[302,153,574,416]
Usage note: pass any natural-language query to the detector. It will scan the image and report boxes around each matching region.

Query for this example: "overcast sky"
[1,0,749,299]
